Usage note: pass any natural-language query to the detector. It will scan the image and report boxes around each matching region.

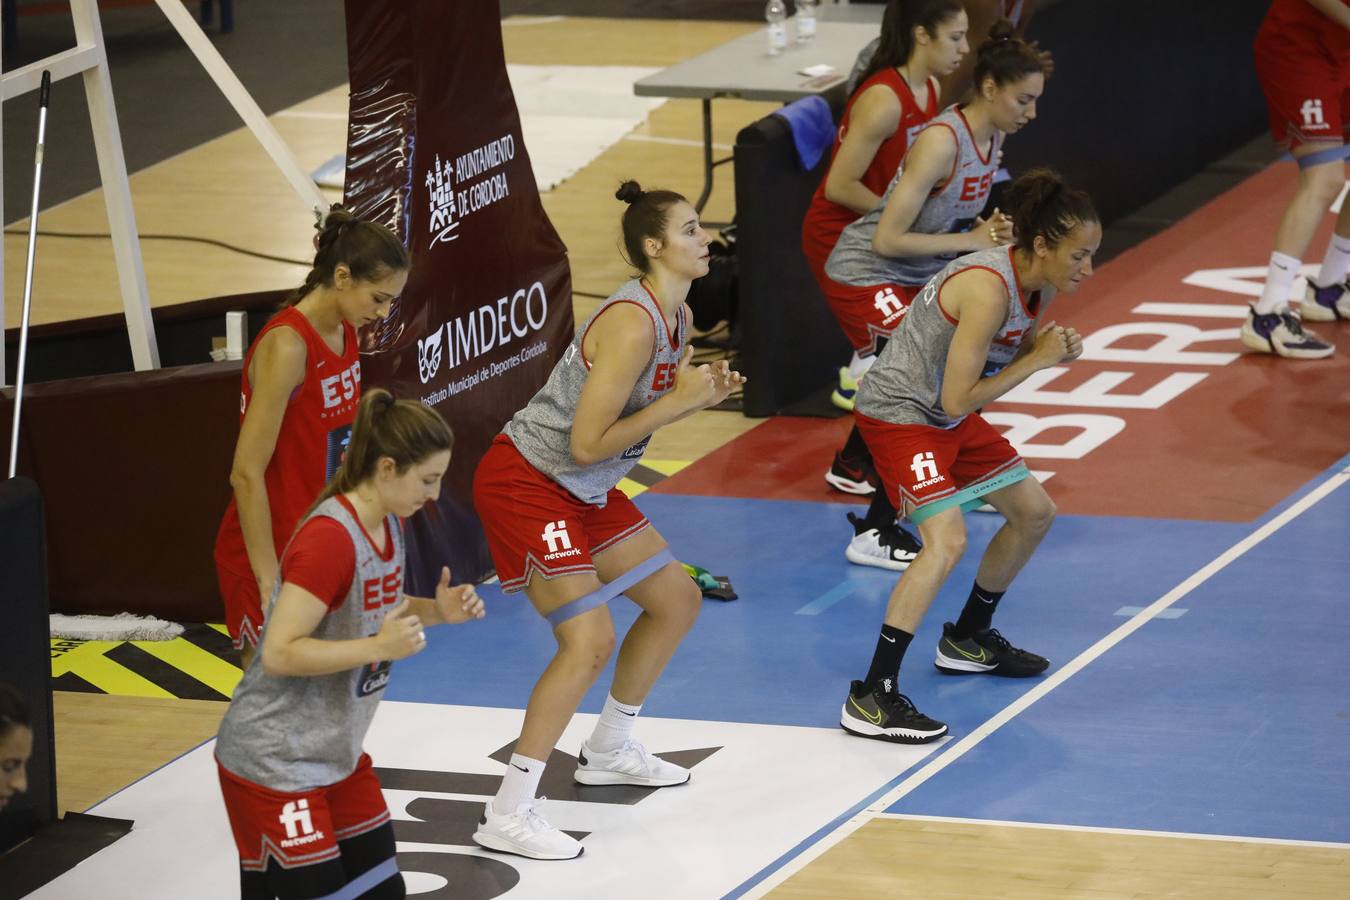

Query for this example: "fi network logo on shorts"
[542,521,581,561]
[873,286,906,322]
[418,328,444,384]
[1301,99,1327,130]
[910,451,944,489]
[278,799,325,849]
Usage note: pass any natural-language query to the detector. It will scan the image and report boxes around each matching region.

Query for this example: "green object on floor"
[683,563,738,601]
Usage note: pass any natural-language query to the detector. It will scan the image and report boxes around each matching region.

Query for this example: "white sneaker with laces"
[844,515,920,571]
[472,798,583,860]
[574,738,690,787]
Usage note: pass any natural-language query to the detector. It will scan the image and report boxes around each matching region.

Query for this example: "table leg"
[695,97,714,213]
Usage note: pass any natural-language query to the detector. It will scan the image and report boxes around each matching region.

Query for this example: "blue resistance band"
[314,857,399,900]
[1297,144,1350,168]
[544,548,675,627]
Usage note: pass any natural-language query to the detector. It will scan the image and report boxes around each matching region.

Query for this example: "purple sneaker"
[1301,278,1350,322]
[1240,305,1334,359]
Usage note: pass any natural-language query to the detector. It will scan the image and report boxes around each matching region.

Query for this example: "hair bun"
[986,17,1016,44]
[615,180,645,205]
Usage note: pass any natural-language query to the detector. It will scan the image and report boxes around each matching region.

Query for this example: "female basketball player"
[471,181,744,861]
[1242,0,1350,358]
[214,207,410,666]
[0,683,32,812]
[823,21,1046,573]
[803,0,968,415]
[840,168,1098,744]
[215,389,484,900]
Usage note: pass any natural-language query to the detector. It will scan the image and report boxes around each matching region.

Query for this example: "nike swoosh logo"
[511,764,529,772]
[618,709,636,716]
[848,696,883,725]
[881,634,896,643]
[952,644,989,663]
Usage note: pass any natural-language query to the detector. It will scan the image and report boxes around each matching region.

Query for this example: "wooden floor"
[28,13,1349,900]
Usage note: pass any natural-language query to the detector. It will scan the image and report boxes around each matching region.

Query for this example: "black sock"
[952,582,1005,639]
[863,625,913,690]
[861,487,898,531]
[841,425,870,463]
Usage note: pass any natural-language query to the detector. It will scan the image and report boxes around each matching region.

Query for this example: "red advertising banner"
[343,0,574,590]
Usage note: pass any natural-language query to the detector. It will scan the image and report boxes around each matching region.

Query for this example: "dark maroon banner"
[343,0,573,590]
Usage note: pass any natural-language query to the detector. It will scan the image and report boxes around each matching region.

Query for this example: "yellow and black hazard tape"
[616,459,688,499]
[51,623,242,700]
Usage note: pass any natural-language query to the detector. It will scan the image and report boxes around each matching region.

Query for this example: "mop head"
[50,613,184,642]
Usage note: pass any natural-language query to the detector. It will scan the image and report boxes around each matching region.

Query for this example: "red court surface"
[658,161,1350,522]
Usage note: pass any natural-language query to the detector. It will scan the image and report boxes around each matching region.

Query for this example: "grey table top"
[633,5,883,104]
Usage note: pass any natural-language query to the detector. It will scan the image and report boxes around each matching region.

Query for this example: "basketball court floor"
[10,12,1350,900]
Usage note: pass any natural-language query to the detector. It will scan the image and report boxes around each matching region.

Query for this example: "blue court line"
[794,580,855,615]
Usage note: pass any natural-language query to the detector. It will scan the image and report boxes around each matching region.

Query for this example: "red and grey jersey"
[857,245,1050,428]
[827,105,1003,289]
[505,278,686,506]
[215,494,405,793]
[215,307,361,577]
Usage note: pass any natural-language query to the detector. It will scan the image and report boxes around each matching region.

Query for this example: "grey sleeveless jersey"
[825,106,1003,288]
[505,279,687,506]
[215,496,405,792]
[856,246,1051,428]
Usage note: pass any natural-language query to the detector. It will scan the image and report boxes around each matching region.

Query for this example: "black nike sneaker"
[840,677,947,744]
[934,623,1049,677]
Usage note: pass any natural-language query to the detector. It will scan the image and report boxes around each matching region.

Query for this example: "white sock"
[1256,251,1301,315]
[1317,234,1350,287]
[493,753,545,815]
[587,694,641,752]
[847,352,876,380]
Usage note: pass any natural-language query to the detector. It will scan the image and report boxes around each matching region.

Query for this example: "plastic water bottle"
[765,0,788,56]
[796,0,818,44]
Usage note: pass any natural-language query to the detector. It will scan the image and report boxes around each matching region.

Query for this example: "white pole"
[8,72,50,479]
[153,0,327,218]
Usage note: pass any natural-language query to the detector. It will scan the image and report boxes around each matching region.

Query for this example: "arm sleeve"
[279,517,356,611]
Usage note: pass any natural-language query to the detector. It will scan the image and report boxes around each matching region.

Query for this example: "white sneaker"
[1239,305,1335,359]
[472,799,583,860]
[574,738,690,787]
[1301,278,1350,321]
[844,513,920,571]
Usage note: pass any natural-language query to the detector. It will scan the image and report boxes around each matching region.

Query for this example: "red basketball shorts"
[216,564,263,650]
[1254,37,1350,151]
[473,435,650,593]
[216,753,390,873]
[855,411,1030,523]
[821,279,921,355]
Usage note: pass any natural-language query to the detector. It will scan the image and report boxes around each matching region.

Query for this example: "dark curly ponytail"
[1005,168,1098,253]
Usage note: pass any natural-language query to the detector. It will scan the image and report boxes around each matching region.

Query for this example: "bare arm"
[872,126,1010,259]
[1305,0,1350,29]
[570,304,729,466]
[261,589,425,677]
[229,327,307,601]
[938,271,1081,417]
[823,86,902,215]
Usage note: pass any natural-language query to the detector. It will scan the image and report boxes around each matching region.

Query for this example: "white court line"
[744,464,1350,897]
[873,813,1350,851]
[502,15,566,27]
[274,109,346,120]
[625,134,734,152]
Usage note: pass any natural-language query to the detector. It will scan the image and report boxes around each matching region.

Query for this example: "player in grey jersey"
[824,24,1048,577]
[840,169,1099,744]
[215,390,484,900]
[472,181,744,860]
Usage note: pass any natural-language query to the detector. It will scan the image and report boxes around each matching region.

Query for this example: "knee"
[558,622,615,673]
[1018,495,1056,537]
[920,527,967,574]
[1298,163,1345,207]
[670,570,702,633]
